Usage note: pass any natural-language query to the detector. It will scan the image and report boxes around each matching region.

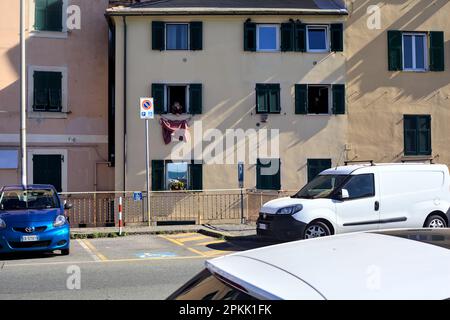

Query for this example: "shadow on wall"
[0,43,20,117]
[347,0,450,103]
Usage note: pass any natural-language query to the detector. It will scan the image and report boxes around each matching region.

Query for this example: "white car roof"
[207,230,450,300]
[321,163,448,176]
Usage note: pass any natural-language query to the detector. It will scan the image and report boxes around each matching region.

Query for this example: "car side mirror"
[340,189,350,200]
[64,202,73,210]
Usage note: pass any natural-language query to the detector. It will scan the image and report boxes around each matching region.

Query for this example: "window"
[295,84,345,115]
[0,150,18,169]
[256,25,280,51]
[34,0,63,32]
[152,21,203,51]
[256,84,280,114]
[388,31,445,72]
[152,160,203,191]
[256,159,281,191]
[307,26,328,52]
[404,115,432,156]
[152,83,202,115]
[403,33,427,71]
[307,159,332,182]
[166,24,189,50]
[33,71,62,112]
[308,85,330,114]
[341,174,375,200]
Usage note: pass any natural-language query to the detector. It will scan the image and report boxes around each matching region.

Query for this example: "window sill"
[401,155,433,162]
[28,111,69,119]
[29,30,68,39]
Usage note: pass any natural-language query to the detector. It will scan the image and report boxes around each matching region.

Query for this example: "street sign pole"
[145,119,151,227]
[238,162,245,224]
[20,0,27,187]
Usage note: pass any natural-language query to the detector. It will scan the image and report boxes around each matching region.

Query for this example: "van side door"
[335,173,381,233]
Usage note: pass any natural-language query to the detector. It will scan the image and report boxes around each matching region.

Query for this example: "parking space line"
[176,235,209,243]
[203,250,233,257]
[166,233,198,238]
[77,239,100,262]
[195,239,226,246]
[79,239,108,261]
[158,235,207,257]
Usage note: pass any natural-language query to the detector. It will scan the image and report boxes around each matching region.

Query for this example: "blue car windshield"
[0,189,60,211]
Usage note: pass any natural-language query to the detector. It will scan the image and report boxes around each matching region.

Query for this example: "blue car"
[0,185,71,255]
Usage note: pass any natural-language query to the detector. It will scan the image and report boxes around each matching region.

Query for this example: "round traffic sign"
[142,100,153,110]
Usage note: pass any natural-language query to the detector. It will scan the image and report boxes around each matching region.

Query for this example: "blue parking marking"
[136,252,177,259]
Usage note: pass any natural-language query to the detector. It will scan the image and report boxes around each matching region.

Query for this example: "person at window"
[171,101,184,115]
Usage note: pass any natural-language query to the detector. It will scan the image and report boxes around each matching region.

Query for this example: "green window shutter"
[189,84,203,115]
[430,31,445,71]
[34,0,47,31]
[152,21,165,51]
[151,84,165,114]
[281,22,294,52]
[256,159,280,190]
[295,84,308,114]
[190,163,203,191]
[33,71,49,111]
[332,84,346,115]
[404,116,418,156]
[47,72,62,111]
[190,22,203,51]
[256,84,268,113]
[307,159,332,182]
[151,160,165,191]
[330,24,344,52]
[388,30,403,71]
[46,0,63,32]
[417,115,431,155]
[244,21,256,52]
[294,23,306,52]
[269,84,281,113]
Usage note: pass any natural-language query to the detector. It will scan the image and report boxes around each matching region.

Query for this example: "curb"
[70,228,202,239]
[198,228,258,241]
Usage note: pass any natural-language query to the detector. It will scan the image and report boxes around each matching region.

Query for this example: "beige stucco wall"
[346,0,450,165]
[0,0,114,191]
[113,14,348,192]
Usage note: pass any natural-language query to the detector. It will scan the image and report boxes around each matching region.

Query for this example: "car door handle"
[374,201,380,212]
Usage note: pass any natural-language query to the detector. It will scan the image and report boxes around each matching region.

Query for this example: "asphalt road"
[0,233,273,300]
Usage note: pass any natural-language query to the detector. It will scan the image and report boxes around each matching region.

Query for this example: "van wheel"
[304,222,331,239]
[425,215,447,229]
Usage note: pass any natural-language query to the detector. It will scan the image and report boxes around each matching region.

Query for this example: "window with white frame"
[257,24,280,51]
[166,23,189,50]
[307,26,329,52]
[403,33,427,71]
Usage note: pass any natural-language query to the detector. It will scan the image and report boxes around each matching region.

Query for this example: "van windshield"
[293,175,348,199]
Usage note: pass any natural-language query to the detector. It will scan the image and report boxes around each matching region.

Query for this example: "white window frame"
[165,23,190,51]
[306,25,330,53]
[29,0,69,39]
[306,84,332,115]
[164,84,190,114]
[28,66,68,119]
[402,32,428,72]
[256,24,280,52]
[27,148,68,193]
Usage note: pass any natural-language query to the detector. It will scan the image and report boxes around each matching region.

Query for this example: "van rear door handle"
[374,201,380,211]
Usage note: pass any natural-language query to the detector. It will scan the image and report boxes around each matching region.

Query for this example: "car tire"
[61,249,70,256]
[303,221,331,239]
[425,215,447,228]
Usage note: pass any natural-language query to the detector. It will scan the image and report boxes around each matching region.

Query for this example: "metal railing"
[59,189,295,228]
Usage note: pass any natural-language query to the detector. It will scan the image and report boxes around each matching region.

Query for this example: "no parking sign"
[140,97,154,119]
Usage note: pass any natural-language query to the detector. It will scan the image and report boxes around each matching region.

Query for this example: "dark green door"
[33,155,62,192]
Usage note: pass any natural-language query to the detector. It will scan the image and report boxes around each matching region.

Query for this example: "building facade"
[0,0,114,192]
[346,0,450,166]
[107,0,349,192]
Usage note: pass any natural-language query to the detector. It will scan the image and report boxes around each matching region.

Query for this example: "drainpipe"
[123,16,127,193]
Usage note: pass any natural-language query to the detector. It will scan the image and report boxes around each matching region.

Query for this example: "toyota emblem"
[25,227,35,233]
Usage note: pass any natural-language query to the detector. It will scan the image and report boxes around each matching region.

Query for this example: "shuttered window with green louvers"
[35,0,63,32]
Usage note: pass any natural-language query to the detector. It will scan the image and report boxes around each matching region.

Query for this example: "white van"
[257,163,450,240]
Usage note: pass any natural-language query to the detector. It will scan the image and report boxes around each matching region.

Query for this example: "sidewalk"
[70,223,257,240]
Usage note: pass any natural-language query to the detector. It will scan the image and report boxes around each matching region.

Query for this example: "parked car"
[168,229,450,300]
[0,185,72,255]
[257,163,450,241]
